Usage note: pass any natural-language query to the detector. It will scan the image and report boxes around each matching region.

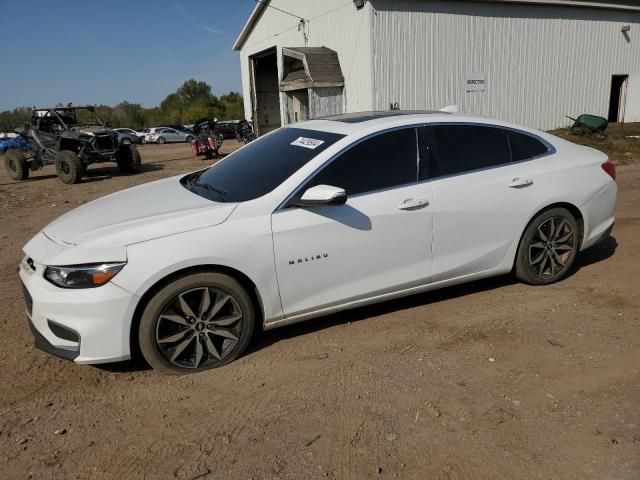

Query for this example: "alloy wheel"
[528,216,575,279]
[155,287,243,369]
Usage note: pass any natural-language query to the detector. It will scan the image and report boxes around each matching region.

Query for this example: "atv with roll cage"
[3,106,141,184]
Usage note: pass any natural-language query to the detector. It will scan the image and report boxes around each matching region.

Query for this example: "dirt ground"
[0,140,638,480]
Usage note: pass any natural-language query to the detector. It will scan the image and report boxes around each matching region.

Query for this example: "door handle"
[508,178,534,188]
[398,198,429,210]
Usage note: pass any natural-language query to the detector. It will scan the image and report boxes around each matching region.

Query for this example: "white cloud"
[172,3,195,21]
[198,24,224,36]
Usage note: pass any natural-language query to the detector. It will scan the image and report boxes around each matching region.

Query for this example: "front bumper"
[19,258,137,364]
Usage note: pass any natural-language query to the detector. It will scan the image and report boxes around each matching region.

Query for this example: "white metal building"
[233,0,640,133]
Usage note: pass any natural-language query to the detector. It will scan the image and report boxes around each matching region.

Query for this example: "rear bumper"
[580,182,617,250]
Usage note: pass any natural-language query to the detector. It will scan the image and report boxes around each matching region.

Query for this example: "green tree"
[0,80,243,132]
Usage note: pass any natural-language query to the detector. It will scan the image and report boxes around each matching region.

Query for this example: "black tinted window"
[507,131,549,161]
[183,128,345,202]
[429,125,511,178]
[305,128,417,196]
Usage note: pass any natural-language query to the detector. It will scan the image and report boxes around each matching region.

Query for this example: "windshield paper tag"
[291,137,325,149]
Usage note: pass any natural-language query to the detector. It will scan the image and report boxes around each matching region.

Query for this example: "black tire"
[121,137,132,145]
[116,144,141,174]
[4,150,29,181]
[185,135,193,143]
[55,150,83,184]
[138,272,255,374]
[515,208,579,285]
[157,137,166,145]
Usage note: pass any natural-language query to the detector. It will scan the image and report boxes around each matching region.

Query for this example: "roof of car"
[287,110,550,140]
[319,110,445,123]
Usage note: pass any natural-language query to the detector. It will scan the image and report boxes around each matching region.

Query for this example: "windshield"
[54,108,102,126]
[182,127,345,203]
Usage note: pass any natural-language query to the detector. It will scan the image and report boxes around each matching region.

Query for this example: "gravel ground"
[0,141,638,480]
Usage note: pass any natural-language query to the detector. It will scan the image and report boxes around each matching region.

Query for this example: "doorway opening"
[249,48,282,136]
[608,75,628,122]
[285,90,310,124]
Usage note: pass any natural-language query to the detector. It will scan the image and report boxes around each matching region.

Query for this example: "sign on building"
[465,73,486,92]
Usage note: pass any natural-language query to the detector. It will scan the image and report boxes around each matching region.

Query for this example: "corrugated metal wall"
[371,0,640,129]
[238,0,374,126]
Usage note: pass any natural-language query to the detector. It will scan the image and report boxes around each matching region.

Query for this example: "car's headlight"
[44,263,126,289]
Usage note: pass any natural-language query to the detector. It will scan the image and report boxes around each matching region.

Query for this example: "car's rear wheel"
[4,150,29,181]
[138,272,255,374]
[157,137,166,144]
[515,208,579,285]
[55,150,83,184]
[116,144,141,174]
[121,137,132,145]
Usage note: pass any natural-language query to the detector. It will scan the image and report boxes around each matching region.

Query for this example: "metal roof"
[233,0,640,51]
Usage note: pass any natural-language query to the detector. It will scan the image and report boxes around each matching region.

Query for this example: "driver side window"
[304,128,418,197]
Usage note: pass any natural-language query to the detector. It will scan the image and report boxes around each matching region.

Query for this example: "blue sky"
[0,0,258,110]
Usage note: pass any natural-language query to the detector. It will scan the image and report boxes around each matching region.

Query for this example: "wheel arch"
[512,201,585,272]
[128,264,265,360]
[531,202,584,246]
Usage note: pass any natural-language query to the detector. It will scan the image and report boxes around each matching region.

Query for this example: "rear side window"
[429,125,511,178]
[507,131,549,161]
[305,128,418,196]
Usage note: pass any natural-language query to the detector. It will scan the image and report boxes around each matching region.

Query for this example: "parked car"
[19,111,617,374]
[0,135,30,154]
[147,127,194,144]
[214,121,238,139]
[164,124,190,132]
[136,128,149,143]
[114,128,140,146]
[5,106,140,184]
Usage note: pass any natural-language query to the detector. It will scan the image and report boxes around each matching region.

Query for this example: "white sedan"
[19,111,617,374]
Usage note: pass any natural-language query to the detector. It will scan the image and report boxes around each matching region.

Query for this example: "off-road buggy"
[4,106,141,184]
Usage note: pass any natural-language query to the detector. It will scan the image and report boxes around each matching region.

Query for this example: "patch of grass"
[548,123,640,165]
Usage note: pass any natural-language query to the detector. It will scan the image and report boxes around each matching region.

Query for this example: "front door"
[272,127,433,318]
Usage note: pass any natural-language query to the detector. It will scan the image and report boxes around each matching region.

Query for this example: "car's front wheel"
[515,207,579,285]
[138,272,255,374]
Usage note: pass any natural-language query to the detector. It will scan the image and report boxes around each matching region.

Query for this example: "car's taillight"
[601,161,616,181]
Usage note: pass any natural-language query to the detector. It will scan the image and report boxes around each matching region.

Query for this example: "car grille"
[95,135,116,150]
[21,281,33,317]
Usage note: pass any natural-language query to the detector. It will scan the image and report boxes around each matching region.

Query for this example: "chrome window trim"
[275,122,556,212]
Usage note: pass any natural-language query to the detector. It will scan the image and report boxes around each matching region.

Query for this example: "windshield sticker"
[291,137,325,149]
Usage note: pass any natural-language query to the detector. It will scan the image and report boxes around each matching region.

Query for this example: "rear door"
[421,124,549,282]
[272,127,433,318]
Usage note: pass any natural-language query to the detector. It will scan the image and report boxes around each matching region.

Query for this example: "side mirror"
[293,185,347,207]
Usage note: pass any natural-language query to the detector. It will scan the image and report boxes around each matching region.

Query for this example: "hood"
[44,175,238,248]
[70,125,113,136]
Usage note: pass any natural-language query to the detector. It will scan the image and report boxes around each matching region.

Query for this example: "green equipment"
[566,114,608,135]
